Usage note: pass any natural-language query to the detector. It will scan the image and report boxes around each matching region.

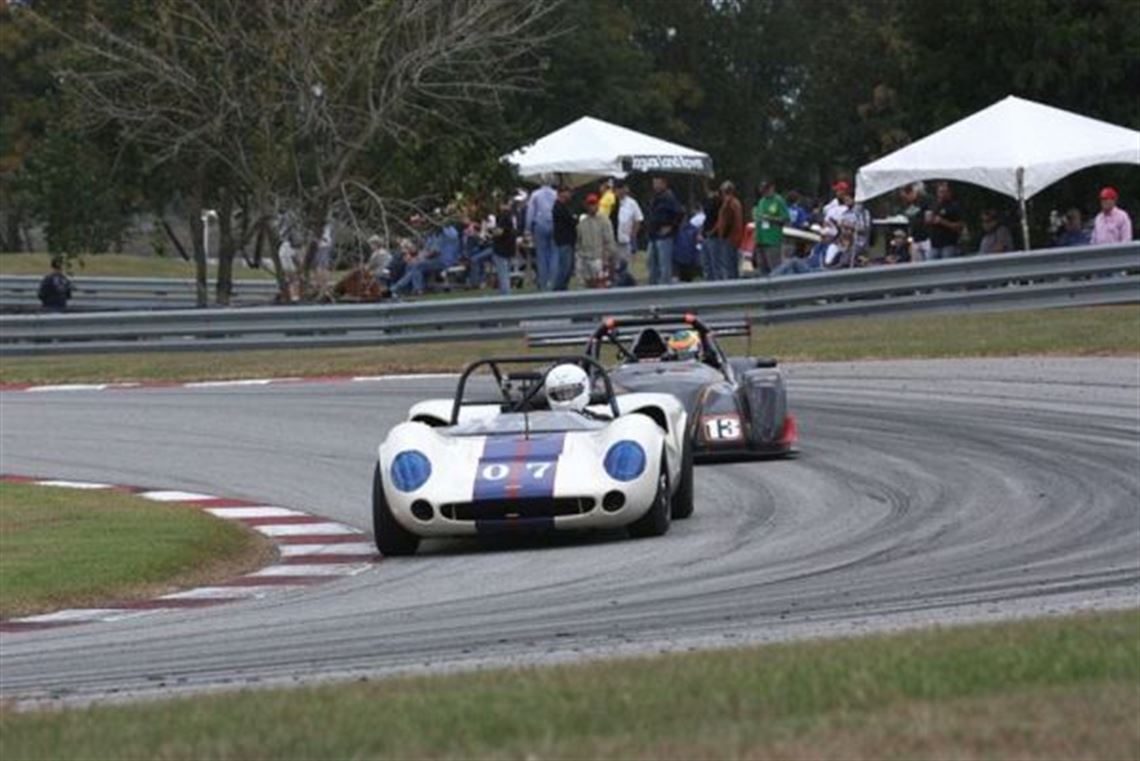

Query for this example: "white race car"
[372,356,693,555]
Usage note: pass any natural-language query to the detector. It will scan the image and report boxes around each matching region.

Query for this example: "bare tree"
[36,0,559,303]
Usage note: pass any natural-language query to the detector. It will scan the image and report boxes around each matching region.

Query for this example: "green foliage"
[1,0,1137,255]
[18,126,129,254]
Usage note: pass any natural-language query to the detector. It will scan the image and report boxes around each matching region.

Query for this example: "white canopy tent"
[505,116,713,187]
[855,96,1140,246]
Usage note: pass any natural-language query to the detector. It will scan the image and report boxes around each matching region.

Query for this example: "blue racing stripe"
[472,433,566,502]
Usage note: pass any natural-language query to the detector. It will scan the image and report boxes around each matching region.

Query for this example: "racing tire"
[628,448,671,538]
[372,463,420,556]
[671,436,695,520]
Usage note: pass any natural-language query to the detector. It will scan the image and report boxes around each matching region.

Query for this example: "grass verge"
[0,483,275,618]
[0,253,272,280]
[1,304,1137,386]
[1,611,1136,759]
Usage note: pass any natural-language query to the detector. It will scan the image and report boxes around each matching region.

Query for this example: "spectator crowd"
[260,174,1134,305]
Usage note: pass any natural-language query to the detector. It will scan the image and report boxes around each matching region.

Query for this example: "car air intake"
[440,497,596,521]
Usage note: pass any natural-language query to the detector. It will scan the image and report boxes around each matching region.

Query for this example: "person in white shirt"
[276,235,299,301]
[823,180,851,218]
[614,179,644,257]
[365,235,392,284]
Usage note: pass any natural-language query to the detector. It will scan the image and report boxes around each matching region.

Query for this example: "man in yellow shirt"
[598,178,617,219]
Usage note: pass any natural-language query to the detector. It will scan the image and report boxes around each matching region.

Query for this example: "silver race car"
[529,314,797,461]
[372,356,692,556]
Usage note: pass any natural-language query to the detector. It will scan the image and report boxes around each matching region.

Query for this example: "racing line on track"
[0,475,377,633]
[0,357,1135,704]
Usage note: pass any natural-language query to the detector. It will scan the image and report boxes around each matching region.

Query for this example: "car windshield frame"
[450,355,621,425]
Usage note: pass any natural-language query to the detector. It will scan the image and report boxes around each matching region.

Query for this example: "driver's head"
[545,363,590,412]
[667,329,701,360]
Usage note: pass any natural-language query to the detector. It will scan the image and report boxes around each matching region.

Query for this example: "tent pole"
[1016,167,1030,250]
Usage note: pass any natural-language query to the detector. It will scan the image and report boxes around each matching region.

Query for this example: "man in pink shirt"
[1091,187,1133,244]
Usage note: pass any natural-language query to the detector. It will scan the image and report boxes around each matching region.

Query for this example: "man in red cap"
[1091,187,1132,245]
[575,193,621,287]
[823,180,851,220]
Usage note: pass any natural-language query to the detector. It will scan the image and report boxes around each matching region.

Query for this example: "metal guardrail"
[0,275,278,312]
[1,243,1136,356]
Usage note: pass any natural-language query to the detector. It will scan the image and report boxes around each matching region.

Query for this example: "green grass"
[0,483,275,618]
[2,611,1136,759]
[0,252,272,279]
[1,305,1137,386]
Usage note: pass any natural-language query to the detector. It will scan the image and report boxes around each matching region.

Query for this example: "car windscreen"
[448,411,608,436]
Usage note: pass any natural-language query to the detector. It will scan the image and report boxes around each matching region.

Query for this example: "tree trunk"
[160,217,191,262]
[187,192,209,308]
[251,219,266,269]
[3,210,25,252]
[215,190,236,307]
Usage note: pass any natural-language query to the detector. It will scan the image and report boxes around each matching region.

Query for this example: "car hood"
[610,362,728,413]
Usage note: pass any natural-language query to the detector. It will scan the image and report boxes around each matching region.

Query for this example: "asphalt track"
[1,357,1138,704]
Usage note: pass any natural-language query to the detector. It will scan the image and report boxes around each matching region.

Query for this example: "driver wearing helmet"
[665,328,702,361]
[544,363,591,412]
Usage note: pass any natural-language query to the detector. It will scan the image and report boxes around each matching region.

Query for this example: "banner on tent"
[622,154,713,175]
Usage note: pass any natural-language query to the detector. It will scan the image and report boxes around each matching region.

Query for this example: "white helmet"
[545,363,590,412]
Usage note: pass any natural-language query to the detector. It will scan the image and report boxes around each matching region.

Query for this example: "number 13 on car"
[703,416,742,441]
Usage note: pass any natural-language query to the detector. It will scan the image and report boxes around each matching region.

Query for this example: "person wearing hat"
[1091,187,1132,245]
[823,180,851,218]
[575,193,621,288]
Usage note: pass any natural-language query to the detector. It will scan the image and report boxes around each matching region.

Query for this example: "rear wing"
[526,314,752,348]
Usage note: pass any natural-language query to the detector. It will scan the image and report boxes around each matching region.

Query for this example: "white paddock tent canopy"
[856,96,1139,248]
[856,96,1140,204]
[505,116,713,187]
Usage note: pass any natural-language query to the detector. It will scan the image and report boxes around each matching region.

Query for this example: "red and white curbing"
[0,475,377,634]
[0,372,457,394]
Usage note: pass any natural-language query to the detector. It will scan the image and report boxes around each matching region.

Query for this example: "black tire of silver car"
[372,463,420,556]
[628,447,671,538]
[671,436,695,520]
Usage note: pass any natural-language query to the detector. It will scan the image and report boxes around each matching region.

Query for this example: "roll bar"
[450,355,621,425]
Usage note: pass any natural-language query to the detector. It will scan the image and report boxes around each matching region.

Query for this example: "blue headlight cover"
[604,440,646,481]
[391,450,432,492]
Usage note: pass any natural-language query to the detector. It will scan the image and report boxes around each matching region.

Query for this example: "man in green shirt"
[752,181,789,276]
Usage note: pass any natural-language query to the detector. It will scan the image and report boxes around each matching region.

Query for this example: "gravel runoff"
[0,357,1137,706]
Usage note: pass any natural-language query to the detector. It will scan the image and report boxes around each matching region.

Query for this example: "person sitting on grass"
[1054,208,1090,248]
[390,217,461,297]
[977,209,1014,254]
[38,255,72,311]
[365,235,392,289]
[883,229,913,264]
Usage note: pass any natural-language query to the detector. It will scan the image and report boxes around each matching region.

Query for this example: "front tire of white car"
[372,463,420,556]
[671,436,695,520]
[628,448,671,538]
